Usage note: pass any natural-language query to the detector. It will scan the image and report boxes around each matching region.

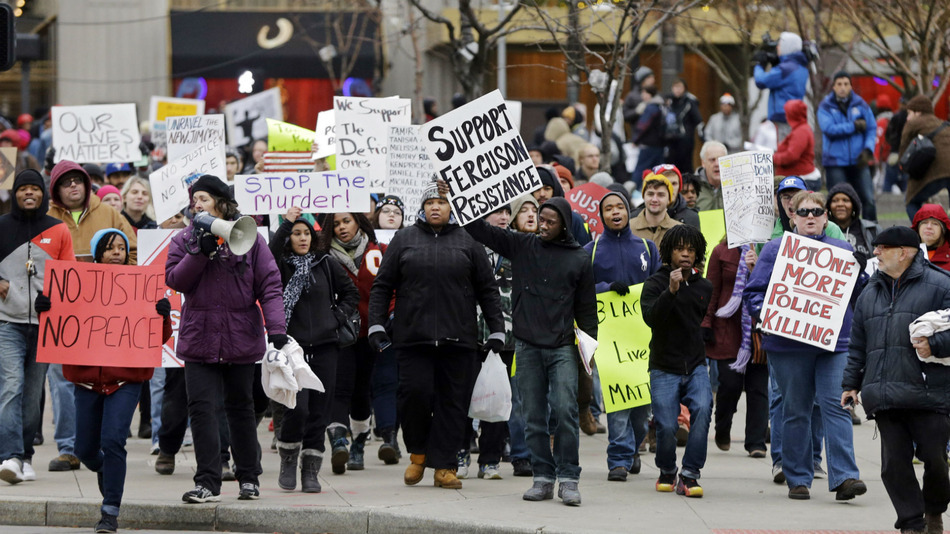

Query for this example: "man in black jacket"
[641,224,712,498]
[843,226,950,534]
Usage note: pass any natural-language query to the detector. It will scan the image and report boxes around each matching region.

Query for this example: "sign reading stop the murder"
[759,232,860,350]
[234,172,370,214]
[37,260,166,367]
[421,90,541,226]
[567,182,609,239]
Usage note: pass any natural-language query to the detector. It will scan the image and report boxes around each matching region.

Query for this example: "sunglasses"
[59,176,84,187]
[795,207,826,217]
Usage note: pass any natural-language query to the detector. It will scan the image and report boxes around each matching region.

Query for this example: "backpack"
[663,100,688,141]
[900,121,950,179]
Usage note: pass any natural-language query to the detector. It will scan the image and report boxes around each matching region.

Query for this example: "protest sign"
[0,147,16,190]
[698,209,726,276]
[313,110,335,160]
[149,96,204,149]
[267,119,316,152]
[506,100,523,133]
[37,260,165,367]
[138,229,184,367]
[333,96,411,191]
[595,284,652,412]
[421,90,541,226]
[234,171,370,215]
[567,182,609,239]
[225,87,283,146]
[149,136,225,224]
[52,104,141,163]
[386,124,434,226]
[166,114,226,165]
[758,232,860,350]
[718,151,774,247]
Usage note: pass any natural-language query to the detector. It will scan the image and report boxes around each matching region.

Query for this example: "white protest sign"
[386,124,434,226]
[420,90,541,226]
[149,96,205,150]
[333,96,411,191]
[505,100,522,134]
[759,232,860,350]
[313,110,335,160]
[234,172,370,215]
[138,229,184,368]
[166,114,226,165]
[718,151,774,247]
[225,87,283,146]
[52,104,141,163]
[149,136,225,224]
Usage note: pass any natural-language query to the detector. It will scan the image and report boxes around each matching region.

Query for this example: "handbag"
[321,260,360,348]
[899,121,950,178]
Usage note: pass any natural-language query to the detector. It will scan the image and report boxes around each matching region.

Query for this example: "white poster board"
[225,87,283,147]
[166,114,226,166]
[313,110,336,160]
[51,104,141,163]
[420,90,541,226]
[234,172,370,215]
[149,96,205,150]
[718,151,774,247]
[333,96,411,191]
[149,136,226,224]
[138,229,184,368]
[505,100,523,134]
[758,232,860,350]
[386,125,434,226]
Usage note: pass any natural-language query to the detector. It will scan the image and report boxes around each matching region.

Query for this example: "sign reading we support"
[234,172,370,214]
[166,114,226,165]
[149,136,225,224]
[266,119,316,152]
[718,151,774,247]
[421,90,541,226]
[225,87,283,147]
[568,183,609,239]
[387,124,434,226]
[37,260,165,367]
[595,284,652,412]
[759,232,860,350]
[52,104,141,163]
[333,96,412,191]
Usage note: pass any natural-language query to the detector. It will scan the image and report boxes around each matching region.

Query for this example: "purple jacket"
[165,227,286,364]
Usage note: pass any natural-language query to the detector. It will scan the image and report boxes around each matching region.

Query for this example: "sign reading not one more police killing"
[52,104,141,163]
[420,90,541,226]
[759,232,860,350]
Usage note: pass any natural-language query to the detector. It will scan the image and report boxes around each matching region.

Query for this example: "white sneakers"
[0,458,24,484]
[22,460,36,481]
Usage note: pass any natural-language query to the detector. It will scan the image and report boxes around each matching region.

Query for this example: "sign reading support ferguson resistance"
[234,172,370,214]
[52,104,141,163]
[718,151,774,247]
[759,232,860,350]
[421,90,541,226]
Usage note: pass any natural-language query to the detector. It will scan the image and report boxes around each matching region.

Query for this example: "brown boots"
[434,468,462,489]
[404,453,426,485]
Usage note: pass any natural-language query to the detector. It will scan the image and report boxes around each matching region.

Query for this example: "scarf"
[283,252,315,323]
[329,231,368,275]
[717,244,753,373]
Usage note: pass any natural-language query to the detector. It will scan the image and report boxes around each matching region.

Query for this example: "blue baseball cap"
[104,162,132,176]
[777,176,807,194]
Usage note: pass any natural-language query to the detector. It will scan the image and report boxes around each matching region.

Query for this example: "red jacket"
[336,241,390,338]
[773,99,816,178]
[913,204,950,271]
[701,242,743,360]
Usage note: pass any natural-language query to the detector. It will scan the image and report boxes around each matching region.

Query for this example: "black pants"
[876,409,950,532]
[397,345,475,469]
[278,344,339,451]
[714,360,769,452]
[462,349,514,465]
[184,362,261,493]
[159,368,231,457]
[332,338,377,426]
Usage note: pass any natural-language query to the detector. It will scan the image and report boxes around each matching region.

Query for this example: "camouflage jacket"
[478,245,514,350]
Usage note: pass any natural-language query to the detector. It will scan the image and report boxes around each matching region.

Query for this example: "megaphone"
[193,212,258,256]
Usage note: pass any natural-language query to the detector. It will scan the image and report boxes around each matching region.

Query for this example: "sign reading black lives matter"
[420,90,541,226]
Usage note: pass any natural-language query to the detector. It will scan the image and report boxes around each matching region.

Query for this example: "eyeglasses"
[379,207,402,216]
[795,207,825,217]
[59,176,83,187]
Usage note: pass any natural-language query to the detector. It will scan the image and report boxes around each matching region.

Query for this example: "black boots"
[301,450,323,493]
[378,427,402,465]
[347,431,371,471]
[277,442,301,490]
[327,427,349,475]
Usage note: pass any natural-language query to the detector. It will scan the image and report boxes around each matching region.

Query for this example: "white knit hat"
[778,32,802,55]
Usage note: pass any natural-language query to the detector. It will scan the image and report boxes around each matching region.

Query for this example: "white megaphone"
[193,212,258,256]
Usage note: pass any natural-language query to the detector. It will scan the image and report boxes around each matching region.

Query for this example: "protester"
[243,139,267,174]
[694,142,727,211]
[543,117,587,164]
[622,66,656,132]
[826,183,880,257]
[770,176,846,246]
[535,166,591,245]
[225,147,243,182]
[773,100,819,190]
[632,85,667,187]
[844,225,950,534]
[374,195,405,230]
[883,97,909,195]
[83,164,105,189]
[911,205,950,271]
[96,186,124,213]
[664,79,704,174]
[680,174,699,210]
[120,177,158,233]
[553,163,575,195]
[899,95,950,222]
[575,144,602,184]
[104,163,133,190]
[511,195,539,233]
[631,164,700,229]
[873,95,897,194]
[704,94,742,153]
[630,173,682,246]
[753,32,809,140]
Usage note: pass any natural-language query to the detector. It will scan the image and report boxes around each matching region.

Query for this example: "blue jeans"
[768,359,824,468]
[882,164,906,193]
[590,365,604,418]
[514,339,580,482]
[0,322,46,462]
[149,368,165,447]
[826,165,876,221]
[906,177,950,222]
[650,365,712,480]
[507,370,529,462]
[74,382,141,517]
[768,350,859,490]
[606,404,650,470]
[47,364,76,455]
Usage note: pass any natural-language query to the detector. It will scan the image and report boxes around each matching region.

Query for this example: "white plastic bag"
[468,351,512,422]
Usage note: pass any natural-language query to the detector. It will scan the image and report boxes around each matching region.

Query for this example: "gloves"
[767,52,780,66]
[609,281,629,296]
[34,291,51,313]
[268,334,289,350]
[198,232,219,257]
[853,251,868,273]
[369,331,392,352]
[853,118,867,133]
[155,298,171,317]
[485,337,504,355]
[858,148,874,167]
[752,50,769,67]
[702,327,714,343]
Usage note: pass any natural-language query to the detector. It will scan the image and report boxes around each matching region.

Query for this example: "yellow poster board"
[698,209,726,275]
[267,119,316,152]
[596,284,652,412]
[150,97,204,122]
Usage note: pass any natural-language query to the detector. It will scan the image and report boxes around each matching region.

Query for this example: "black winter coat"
[844,251,950,418]
[641,264,712,375]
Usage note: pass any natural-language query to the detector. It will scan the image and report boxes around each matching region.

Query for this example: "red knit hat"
[552,163,574,189]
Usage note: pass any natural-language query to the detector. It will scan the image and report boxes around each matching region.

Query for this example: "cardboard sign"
[698,209,726,275]
[386,124,434,226]
[718,151,774,247]
[595,284,652,412]
[421,90,541,226]
[138,229,184,368]
[52,104,141,163]
[567,182,609,239]
[149,96,205,150]
[166,114,226,165]
[225,87,283,146]
[313,110,335,159]
[266,119,316,152]
[0,147,16,190]
[758,232,860,350]
[333,96,412,191]
[37,260,165,367]
[149,136,226,224]
[234,171,370,214]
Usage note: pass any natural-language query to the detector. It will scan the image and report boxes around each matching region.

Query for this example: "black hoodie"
[537,165,592,245]
[825,182,880,257]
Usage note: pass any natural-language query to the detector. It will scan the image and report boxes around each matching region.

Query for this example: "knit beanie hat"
[589,172,614,188]
[376,195,405,214]
[96,185,121,200]
[190,175,231,201]
[778,32,802,55]
[907,95,934,114]
[642,173,674,205]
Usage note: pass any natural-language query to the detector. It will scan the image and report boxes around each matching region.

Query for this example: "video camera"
[754,32,820,72]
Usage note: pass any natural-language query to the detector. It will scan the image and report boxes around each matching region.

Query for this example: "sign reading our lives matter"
[759,232,860,350]
[421,90,541,226]
[37,260,165,367]
[52,104,141,163]
[387,125,434,226]
[595,284,652,412]
[718,151,774,247]
[333,96,411,191]
[234,172,370,215]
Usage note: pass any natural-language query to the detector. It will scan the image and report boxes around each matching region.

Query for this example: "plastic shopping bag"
[468,351,512,422]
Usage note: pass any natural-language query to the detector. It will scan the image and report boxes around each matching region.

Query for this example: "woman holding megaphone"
[165,175,286,504]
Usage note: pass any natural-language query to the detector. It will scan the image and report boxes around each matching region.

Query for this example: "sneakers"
[789,485,810,500]
[456,450,471,479]
[772,463,786,484]
[222,461,236,482]
[675,475,703,498]
[558,481,581,506]
[238,482,260,500]
[833,478,867,501]
[522,480,554,501]
[511,458,533,477]
[182,485,220,503]
[155,452,175,475]
[478,464,502,480]
[0,458,24,484]
[94,511,118,533]
[22,459,36,481]
[48,453,80,471]
[656,472,677,492]
[433,468,462,489]
[813,462,827,478]
[149,443,160,455]
[607,466,628,482]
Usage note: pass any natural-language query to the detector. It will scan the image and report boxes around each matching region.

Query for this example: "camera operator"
[753,32,810,142]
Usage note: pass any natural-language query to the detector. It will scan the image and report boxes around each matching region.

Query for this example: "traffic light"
[0,4,15,72]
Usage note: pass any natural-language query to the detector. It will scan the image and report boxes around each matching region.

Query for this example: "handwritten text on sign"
[595,284,652,412]
[37,260,165,367]
[718,151,774,247]
[234,172,370,214]
[421,90,541,226]
[149,136,224,224]
[568,183,609,239]
[759,232,859,350]
[52,104,141,163]
[166,114,226,165]
[386,125,434,226]
[333,97,411,191]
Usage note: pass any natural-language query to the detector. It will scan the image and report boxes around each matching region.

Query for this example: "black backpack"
[900,121,950,178]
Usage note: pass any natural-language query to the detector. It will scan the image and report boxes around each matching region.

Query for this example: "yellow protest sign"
[595,284,652,412]
[267,119,316,152]
[698,209,726,276]
[150,96,204,122]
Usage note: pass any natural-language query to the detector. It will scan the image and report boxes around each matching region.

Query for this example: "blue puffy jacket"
[817,91,877,167]
[754,52,809,123]
[583,192,661,292]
